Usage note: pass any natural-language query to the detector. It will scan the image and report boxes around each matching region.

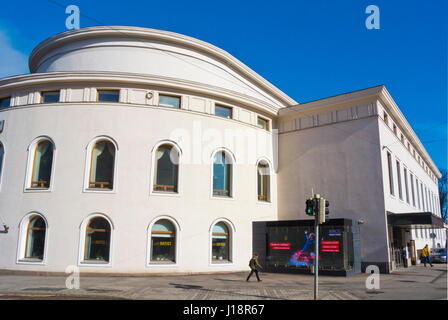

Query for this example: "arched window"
[153,144,179,193]
[30,139,54,189]
[84,217,111,262]
[211,222,230,262]
[150,219,176,263]
[212,150,233,197]
[89,140,116,189]
[0,142,4,184]
[257,160,270,202]
[18,213,48,263]
[24,216,46,260]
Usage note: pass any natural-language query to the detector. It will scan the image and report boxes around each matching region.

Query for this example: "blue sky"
[0,0,446,171]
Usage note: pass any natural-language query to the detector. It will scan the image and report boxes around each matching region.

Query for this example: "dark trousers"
[247,269,260,281]
[423,256,432,266]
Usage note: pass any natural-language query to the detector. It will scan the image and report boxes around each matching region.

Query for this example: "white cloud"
[0,31,28,78]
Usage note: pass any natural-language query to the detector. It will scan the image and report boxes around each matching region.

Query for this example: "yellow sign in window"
[155,241,172,246]
[213,242,226,247]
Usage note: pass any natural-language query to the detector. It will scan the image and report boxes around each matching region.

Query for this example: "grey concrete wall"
[277,116,390,271]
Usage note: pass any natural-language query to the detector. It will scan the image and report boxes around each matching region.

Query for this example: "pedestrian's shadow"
[170,283,203,290]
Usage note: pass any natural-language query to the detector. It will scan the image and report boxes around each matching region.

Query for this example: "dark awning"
[387,212,445,228]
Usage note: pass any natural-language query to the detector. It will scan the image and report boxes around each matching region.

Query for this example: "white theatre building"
[0,26,445,275]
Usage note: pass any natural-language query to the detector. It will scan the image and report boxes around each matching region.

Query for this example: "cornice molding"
[279,85,383,117]
[0,71,279,115]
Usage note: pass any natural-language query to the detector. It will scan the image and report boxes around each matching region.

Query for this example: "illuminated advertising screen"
[266,225,347,270]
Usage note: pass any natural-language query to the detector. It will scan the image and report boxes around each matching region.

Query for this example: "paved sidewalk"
[0,264,446,300]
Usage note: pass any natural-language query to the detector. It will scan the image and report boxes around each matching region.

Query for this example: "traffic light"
[305,198,314,216]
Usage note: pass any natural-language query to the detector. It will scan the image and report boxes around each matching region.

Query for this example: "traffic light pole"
[306,193,329,300]
[314,204,319,300]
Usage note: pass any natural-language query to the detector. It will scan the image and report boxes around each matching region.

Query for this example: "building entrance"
[392,227,404,268]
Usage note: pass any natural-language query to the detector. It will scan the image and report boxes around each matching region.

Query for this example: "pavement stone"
[0,264,445,300]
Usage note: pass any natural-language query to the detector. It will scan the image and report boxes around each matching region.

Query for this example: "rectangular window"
[421,183,425,210]
[396,161,403,200]
[404,168,410,204]
[257,117,269,131]
[410,173,416,207]
[416,179,421,209]
[433,194,436,214]
[429,193,433,213]
[97,90,120,102]
[436,196,440,215]
[41,91,60,103]
[0,96,11,109]
[215,105,232,119]
[387,152,394,196]
[400,134,404,143]
[383,111,388,124]
[429,192,432,213]
[433,195,436,214]
[431,194,434,214]
[393,124,397,135]
[159,94,180,108]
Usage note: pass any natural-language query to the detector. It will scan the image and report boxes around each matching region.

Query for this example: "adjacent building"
[0,26,445,275]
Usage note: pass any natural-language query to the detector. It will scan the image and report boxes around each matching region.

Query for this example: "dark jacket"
[249,256,261,270]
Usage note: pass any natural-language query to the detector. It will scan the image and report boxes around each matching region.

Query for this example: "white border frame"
[209,218,235,266]
[23,136,57,193]
[146,215,181,267]
[255,157,273,204]
[210,148,236,200]
[83,136,119,194]
[16,212,49,265]
[78,213,114,267]
[149,140,183,197]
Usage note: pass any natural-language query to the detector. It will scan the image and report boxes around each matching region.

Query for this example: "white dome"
[29,26,296,110]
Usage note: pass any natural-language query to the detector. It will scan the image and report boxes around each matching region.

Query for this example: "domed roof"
[29,26,296,109]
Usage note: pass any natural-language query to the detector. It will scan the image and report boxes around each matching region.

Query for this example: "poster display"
[266,225,347,270]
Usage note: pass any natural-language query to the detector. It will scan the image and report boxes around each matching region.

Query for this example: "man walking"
[246,253,262,282]
[421,244,433,267]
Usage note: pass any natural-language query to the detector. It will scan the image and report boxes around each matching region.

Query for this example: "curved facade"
[0,26,284,274]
